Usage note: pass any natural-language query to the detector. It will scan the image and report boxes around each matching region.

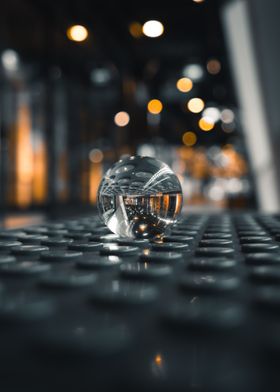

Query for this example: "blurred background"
[0,0,279,225]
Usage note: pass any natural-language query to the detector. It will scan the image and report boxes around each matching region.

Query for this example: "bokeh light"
[202,107,220,123]
[154,354,163,366]
[182,131,197,146]
[90,68,111,84]
[221,108,235,124]
[129,22,143,38]
[89,149,104,163]
[176,77,193,93]
[183,64,204,81]
[114,111,130,127]
[199,117,215,131]
[147,99,163,114]
[142,20,164,38]
[187,97,205,113]
[1,49,19,72]
[207,58,221,75]
[67,25,88,42]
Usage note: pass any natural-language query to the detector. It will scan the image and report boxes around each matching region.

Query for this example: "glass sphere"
[97,156,183,238]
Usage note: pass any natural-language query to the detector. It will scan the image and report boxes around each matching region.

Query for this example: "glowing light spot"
[183,64,204,81]
[187,98,205,113]
[129,22,143,38]
[67,25,88,42]
[198,117,215,131]
[139,223,148,232]
[89,149,103,163]
[142,20,164,38]
[147,99,163,114]
[207,58,221,75]
[182,131,197,146]
[176,77,193,93]
[221,109,235,124]
[155,354,163,366]
[202,107,220,123]
[90,68,111,84]
[114,111,130,127]
[1,49,19,72]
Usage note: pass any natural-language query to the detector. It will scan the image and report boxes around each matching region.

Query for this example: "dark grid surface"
[0,213,280,391]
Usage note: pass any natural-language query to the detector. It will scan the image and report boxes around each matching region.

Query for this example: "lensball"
[97,156,183,239]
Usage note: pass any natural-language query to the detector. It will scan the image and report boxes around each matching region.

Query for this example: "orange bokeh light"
[176,77,193,93]
[147,99,163,114]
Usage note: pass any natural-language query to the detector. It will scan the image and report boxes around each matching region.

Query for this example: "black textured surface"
[0,212,280,391]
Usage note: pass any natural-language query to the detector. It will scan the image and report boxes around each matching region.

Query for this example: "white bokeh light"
[202,107,221,123]
[183,64,204,81]
[1,49,19,72]
[90,68,111,84]
[142,20,164,38]
[221,108,235,124]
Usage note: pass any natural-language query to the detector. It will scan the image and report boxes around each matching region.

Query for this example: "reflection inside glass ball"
[97,156,183,238]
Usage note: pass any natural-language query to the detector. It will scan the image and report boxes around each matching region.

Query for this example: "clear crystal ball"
[97,156,183,238]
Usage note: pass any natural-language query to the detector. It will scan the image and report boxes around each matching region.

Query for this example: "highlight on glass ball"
[97,156,183,239]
